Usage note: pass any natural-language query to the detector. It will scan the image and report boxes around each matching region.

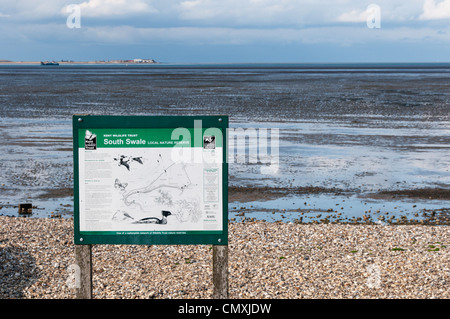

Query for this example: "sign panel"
[73,115,228,245]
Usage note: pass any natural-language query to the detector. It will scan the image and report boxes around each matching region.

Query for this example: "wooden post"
[212,245,228,299]
[18,203,32,214]
[74,244,93,299]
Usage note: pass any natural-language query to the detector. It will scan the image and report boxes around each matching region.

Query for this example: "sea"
[0,63,449,223]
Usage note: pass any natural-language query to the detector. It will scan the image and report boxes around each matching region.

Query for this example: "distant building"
[133,58,156,63]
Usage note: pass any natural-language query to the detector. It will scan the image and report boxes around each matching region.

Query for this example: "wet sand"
[227,186,450,225]
[1,185,448,224]
[229,186,450,202]
[5,184,450,203]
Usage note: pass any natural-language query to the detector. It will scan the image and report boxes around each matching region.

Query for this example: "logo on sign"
[203,136,215,149]
[85,130,97,150]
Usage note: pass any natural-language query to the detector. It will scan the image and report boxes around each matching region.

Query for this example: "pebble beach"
[0,216,448,299]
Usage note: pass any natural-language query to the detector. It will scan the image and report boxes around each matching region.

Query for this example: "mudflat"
[0,64,448,224]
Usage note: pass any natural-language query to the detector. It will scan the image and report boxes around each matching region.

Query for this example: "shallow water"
[0,64,449,222]
[229,193,449,224]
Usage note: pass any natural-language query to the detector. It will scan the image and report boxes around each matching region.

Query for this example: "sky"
[1,0,450,63]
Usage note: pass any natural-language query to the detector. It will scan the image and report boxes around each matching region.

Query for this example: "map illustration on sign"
[111,151,202,226]
[77,127,223,235]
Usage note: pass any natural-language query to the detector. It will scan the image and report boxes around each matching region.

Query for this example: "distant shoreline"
[0,61,158,65]
[3,61,450,69]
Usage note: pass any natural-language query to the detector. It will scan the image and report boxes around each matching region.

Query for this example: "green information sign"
[73,115,228,245]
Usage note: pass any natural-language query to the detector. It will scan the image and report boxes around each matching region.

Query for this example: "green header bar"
[78,127,224,149]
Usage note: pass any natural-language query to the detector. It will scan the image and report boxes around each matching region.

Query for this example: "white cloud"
[0,0,157,20]
[62,0,158,17]
[337,2,430,23]
[420,0,450,20]
[3,0,450,47]
[337,9,371,23]
[58,24,450,46]
[175,1,432,27]
[176,0,327,26]
[0,1,439,26]
[0,0,65,19]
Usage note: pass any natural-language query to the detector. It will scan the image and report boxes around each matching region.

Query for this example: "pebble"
[0,216,448,299]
